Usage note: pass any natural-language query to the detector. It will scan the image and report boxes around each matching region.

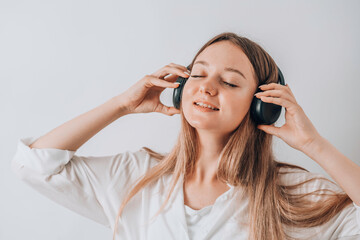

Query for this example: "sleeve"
[353,202,360,229]
[279,168,360,239]
[11,136,150,228]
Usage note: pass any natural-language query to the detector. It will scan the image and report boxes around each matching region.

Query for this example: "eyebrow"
[193,60,247,80]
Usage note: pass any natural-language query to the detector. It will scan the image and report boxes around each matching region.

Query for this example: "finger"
[257,95,293,110]
[259,83,289,92]
[160,67,190,80]
[153,64,190,80]
[255,89,294,103]
[285,84,296,97]
[168,63,190,73]
[144,75,182,89]
[156,104,181,116]
[152,63,190,75]
[164,73,188,82]
[259,83,294,99]
[257,124,281,137]
[167,107,181,116]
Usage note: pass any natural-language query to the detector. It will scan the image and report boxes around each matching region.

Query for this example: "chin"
[188,121,215,130]
[182,114,220,130]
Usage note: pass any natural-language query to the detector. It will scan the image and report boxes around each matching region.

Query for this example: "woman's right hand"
[118,63,190,116]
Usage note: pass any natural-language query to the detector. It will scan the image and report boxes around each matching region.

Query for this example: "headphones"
[172,66,285,125]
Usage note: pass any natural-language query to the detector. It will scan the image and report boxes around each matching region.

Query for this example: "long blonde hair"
[112,32,352,240]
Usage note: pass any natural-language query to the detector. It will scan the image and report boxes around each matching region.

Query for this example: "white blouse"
[11,136,360,240]
[184,183,234,239]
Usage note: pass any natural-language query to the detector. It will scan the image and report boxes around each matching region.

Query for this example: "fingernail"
[184,71,190,75]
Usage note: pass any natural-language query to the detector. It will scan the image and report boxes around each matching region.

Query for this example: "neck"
[189,129,231,184]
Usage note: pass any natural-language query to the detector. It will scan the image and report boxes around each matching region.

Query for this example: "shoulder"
[98,147,166,189]
[122,147,165,174]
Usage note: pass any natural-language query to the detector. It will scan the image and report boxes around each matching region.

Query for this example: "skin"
[181,40,258,200]
[179,41,360,211]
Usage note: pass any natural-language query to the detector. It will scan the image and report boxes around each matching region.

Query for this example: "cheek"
[181,82,194,106]
[223,94,254,117]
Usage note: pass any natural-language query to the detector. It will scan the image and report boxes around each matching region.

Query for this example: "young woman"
[12,32,360,240]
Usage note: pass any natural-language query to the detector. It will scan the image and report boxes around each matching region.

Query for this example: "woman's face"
[182,40,258,135]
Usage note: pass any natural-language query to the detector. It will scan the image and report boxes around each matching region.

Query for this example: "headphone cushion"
[250,96,282,125]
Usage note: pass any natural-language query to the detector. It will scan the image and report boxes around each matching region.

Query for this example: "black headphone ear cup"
[250,66,285,125]
[172,76,188,109]
[250,95,282,125]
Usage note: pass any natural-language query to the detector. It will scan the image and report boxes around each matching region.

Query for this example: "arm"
[13,64,187,227]
[255,83,360,206]
[12,94,146,228]
[29,95,129,151]
[12,136,149,228]
[28,63,191,151]
[301,136,360,206]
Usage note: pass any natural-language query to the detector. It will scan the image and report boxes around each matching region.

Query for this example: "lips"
[193,99,220,110]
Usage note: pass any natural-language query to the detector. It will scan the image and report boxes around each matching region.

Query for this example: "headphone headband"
[277,66,285,86]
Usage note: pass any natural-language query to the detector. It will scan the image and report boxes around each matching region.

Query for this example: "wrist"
[110,95,131,117]
[300,135,328,160]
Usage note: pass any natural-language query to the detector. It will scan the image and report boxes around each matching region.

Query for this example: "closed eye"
[190,75,238,88]
[223,81,237,88]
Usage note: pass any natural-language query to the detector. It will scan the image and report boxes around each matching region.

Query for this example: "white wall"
[1,0,359,239]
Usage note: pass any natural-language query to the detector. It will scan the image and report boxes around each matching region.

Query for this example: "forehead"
[195,41,253,71]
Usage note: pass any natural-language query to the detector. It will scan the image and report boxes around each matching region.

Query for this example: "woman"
[12,32,360,240]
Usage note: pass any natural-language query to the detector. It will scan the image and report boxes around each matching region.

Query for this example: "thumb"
[257,124,280,137]
[157,104,181,116]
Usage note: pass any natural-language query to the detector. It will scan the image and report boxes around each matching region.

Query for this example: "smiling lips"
[193,101,220,111]
[193,100,219,110]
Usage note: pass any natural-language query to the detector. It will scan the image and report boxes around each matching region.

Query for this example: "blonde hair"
[112,32,352,240]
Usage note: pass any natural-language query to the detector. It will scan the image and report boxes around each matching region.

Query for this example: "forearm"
[301,136,360,206]
[29,95,129,151]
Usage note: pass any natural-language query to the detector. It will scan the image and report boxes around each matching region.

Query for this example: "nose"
[199,77,218,96]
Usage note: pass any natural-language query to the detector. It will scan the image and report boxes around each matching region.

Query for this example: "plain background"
[1,0,359,239]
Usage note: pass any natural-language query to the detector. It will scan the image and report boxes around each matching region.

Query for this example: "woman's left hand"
[255,83,322,152]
